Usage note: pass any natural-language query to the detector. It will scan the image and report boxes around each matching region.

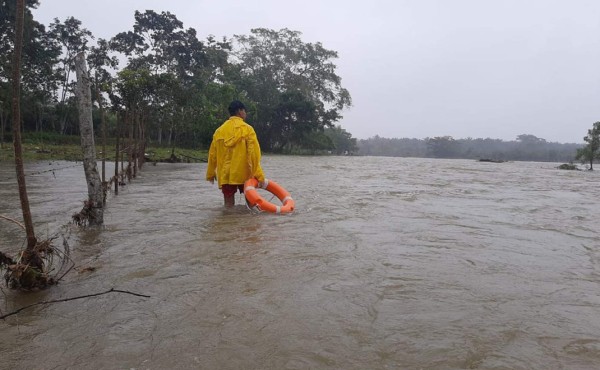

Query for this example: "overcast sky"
[32,0,600,143]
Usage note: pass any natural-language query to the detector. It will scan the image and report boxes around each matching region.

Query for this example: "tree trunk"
[139,111,146,169]
[167,121,173,147]
[128,107,134,182]
[35,102,42,132]
[59,113,67,135]
[98,87,108,205]
[0,107,5,149]
[114,112,120,195]
[11,0,36,249]
[75,52,104,225]
[120,112,125,182]
[95,85,108,200]
[133,109,139,178]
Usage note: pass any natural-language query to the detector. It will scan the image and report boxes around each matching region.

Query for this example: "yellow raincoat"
[205,116,265,187]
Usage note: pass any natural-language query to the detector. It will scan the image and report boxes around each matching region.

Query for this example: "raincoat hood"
[220,117,246,147]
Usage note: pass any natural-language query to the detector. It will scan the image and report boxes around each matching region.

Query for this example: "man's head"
[228,100,247,119]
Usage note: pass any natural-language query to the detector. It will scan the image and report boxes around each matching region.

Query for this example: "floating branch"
[0,215,25,231]
[0,288,151,320]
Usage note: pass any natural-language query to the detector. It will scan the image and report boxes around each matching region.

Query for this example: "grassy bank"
[0,133,208,162]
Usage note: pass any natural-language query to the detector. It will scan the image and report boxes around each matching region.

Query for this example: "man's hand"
[253,176,266,188]
[208,177,215,184]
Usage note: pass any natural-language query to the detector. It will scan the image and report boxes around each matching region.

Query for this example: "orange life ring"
[244,178,295,214]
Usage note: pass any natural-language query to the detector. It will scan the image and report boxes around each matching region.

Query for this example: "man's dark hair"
[228,100,246,115]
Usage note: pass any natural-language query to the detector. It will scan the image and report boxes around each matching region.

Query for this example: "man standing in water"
[206,100,266,207]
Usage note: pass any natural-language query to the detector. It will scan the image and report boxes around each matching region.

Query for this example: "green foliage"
[359,136,428,157]
[22,131,80,145]
[324,125,357,154]
[0,134,208,162]
[87,38,118,103]
[4,10,356,154]
[108,10,235,149]
[144,146,208,162]
[575,122,600,169]
[48,16,93,100]
[557,163,579,170]
[1,0,61,138]
[358,134,582,162]
[426,136,460,158]
[232,28,352,151]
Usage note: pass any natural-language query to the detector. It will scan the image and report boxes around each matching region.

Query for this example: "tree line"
[0,1,354,154]
[357,134,584,163]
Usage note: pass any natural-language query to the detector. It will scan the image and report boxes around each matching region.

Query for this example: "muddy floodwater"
[1,156,599,369]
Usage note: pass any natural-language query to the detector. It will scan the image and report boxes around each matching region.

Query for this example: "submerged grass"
[0,133,208,162]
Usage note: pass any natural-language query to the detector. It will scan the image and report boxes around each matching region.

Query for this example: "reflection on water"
[1,157,600,369]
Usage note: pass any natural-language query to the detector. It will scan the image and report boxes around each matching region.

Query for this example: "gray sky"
[32,0,600,143]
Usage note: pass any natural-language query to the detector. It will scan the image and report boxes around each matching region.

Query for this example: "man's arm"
[247,131,265,183]
[206,140,217,182]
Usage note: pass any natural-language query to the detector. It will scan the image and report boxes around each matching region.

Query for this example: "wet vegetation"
[0,3,355,158]
[0,132,208,162]
[557,163,579,170]
[0,236,73,290]
[358,134,584,162]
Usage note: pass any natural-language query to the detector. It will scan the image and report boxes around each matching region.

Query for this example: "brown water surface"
[1,156,599,369]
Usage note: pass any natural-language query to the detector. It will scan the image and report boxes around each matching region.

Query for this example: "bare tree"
[11,0,36,249]
[74,52,104,225]
[2,0,71,290]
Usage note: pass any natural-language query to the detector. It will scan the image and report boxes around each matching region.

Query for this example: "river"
[0,156,599,369]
